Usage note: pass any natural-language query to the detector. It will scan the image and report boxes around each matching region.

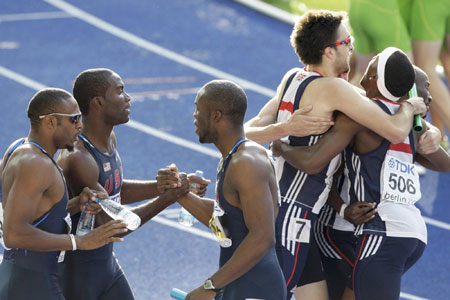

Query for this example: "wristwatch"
[203,279,220,292]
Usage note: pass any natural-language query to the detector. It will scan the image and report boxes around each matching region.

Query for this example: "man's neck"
[305,64,337,77]
[81,116,115,153]
[27,131,56,157]
[215,128,246,158]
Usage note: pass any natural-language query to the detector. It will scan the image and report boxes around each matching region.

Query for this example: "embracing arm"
[414,121,450,172]
[272,113,362,174]
[325,79,425,144]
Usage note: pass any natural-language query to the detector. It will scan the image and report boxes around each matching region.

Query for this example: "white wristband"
[69,234,77,251]
[339,203,348,218]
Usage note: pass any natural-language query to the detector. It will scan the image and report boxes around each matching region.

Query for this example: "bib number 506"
[388,173,416,194]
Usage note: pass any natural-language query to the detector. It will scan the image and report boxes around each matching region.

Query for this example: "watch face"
[204,279,214,290]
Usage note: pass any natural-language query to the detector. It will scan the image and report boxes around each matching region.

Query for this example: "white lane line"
[400,292,429,300]
[126,119,221,159]
[0,11,72,22]
[1,66,449,231]
[0,66,47,91]
[423,216,450,231]
[43,0,276,99]
[0,65,220,159]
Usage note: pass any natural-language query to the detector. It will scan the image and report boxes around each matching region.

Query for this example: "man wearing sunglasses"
[56,69,195,300]
[0,88,128,300]
[244,9,426,300]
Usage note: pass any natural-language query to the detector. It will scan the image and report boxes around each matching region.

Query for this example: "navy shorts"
[59,252,135,300]
[0,259,64,300]
[276,203,321,298]
[353,235,426,300]
[314,221,357,300]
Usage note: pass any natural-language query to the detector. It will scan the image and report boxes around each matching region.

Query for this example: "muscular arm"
[208,149,276,289]
[58,148,181,231]
[413,121,450,172]
[3,154,75,251]
[120,179,160,204]
[323,79,423,144]
[178,193,215,226]
[272,113,363,174]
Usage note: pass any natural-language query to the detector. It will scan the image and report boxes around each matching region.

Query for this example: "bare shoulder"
[5,145,56,180]
[58,139,96,170]
[229,141,272,177]
[57,139,99,192]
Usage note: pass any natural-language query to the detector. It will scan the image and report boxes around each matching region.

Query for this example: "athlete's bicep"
[329,80,410,143]
[3,159,53,227]
[231,155,276,236]
[64,152,104,196]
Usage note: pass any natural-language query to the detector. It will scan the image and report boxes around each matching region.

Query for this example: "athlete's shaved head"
[73,68,114,115]
[27,88,74,127]
[201,80,247,125]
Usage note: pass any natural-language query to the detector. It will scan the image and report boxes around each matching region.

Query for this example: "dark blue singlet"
[214,139,286,300]
[60,134,134,300]
[0,138,70,300]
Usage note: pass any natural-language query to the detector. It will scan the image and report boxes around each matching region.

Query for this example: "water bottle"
[76,208,95,236]
[178,170,203,227]
[98,198,141,230]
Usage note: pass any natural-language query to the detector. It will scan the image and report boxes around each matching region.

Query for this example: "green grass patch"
[263,0,349,15]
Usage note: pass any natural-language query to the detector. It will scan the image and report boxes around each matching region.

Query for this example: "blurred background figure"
[348,0,413,87]
[410,0,450,151]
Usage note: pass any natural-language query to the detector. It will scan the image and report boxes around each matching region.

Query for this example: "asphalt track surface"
[0,1,449,299]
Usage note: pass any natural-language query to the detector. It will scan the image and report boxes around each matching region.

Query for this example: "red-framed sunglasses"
[325,36,353,48]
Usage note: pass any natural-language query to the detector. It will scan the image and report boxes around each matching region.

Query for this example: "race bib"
[381,154,421,205]
[0,205,11,250]
[208,201,232,248]
[287,217,311,244]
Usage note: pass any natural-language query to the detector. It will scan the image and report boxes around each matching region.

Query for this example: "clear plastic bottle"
[178,170,203,227]
[98,198,141,230]
[76,208,95,236]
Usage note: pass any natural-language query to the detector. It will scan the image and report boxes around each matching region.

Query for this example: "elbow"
[389,129,408,144]
[3,230,18,249]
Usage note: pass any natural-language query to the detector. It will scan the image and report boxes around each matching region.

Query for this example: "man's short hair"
[27,88,73,126]
[203,80,247,124]
[290,10,345,65]
[385,51,415,97]
[73,68,114,115]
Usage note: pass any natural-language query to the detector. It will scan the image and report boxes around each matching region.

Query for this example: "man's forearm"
[245,122,287,145]
[178,193,214,226]
[120,179,159,204]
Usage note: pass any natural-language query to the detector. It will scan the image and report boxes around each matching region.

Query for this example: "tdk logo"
[388,158,415,176]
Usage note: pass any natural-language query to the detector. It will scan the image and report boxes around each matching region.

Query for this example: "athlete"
[56,69,192,300]
[244,10,426,300]
[160,80,286,300]
[271,48,450,300]
[0,88,127,300]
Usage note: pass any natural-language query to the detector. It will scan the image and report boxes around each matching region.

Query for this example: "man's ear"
[211,109,223,122]
[91,96,104,111]
[42,116,57,130]
[323,46,335,60]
